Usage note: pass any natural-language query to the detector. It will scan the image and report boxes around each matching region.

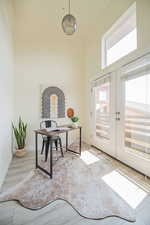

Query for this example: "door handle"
[116,112,120,121]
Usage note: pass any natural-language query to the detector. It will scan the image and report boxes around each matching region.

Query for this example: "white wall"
[0,0,14,188]
[84,0,150,143]
[14,6,85,150]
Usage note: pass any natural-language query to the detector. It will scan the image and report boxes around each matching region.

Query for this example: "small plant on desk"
[70,116,79,128]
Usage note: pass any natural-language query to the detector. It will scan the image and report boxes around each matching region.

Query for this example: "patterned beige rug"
[0,145,135,222]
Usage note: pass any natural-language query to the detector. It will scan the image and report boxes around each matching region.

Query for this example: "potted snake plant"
[12,117,27,157]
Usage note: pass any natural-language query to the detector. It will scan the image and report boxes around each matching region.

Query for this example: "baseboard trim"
[0,152,12,191]
[91,144,149,179]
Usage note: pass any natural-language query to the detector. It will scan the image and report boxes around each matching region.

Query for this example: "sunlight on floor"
[80,151,100,165]
[102,170,147,208]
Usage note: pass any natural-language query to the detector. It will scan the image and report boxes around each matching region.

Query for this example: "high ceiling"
[13,0,112,38]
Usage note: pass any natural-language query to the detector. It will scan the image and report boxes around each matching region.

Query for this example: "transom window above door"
[102,2,137,68]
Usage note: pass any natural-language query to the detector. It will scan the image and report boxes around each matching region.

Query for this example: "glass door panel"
[117,68,150,177]
[125,74,150,159]
[92,74,116,156]
[95,80,110,140]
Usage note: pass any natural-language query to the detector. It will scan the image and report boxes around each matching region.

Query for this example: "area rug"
[0,145,135,222]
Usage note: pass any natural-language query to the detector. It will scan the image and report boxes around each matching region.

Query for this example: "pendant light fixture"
[62,0,77,35]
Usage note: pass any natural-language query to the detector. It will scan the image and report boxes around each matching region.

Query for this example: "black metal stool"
[40,120,64,162]
[45,136,63,162]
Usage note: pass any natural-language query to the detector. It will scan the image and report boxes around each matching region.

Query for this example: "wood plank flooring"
[1,149,150,225]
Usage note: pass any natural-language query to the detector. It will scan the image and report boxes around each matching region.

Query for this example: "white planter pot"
[15,147,26,157]
[72,123,78,128]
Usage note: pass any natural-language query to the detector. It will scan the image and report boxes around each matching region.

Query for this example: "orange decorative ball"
[67,108,74,118]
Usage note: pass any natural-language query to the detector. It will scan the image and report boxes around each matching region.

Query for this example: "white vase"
[72,122,78,128]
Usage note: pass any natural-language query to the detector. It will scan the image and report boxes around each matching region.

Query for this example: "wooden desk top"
[34,125,81,136]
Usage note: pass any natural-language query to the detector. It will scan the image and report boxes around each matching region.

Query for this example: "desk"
[34,126,82,178]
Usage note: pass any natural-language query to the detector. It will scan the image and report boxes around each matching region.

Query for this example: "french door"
[116,63,150,176]
[92,54,150,176]
[91,72,116,157]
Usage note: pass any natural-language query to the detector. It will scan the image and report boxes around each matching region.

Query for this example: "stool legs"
[54,140,58,151]
[45,138,63,162]
[59,138,64,157]
[41,140,45,154]
[50,142,53,178]
[45,138,50,162]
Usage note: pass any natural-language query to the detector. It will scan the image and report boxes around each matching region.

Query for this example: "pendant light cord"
[69,0,71,14]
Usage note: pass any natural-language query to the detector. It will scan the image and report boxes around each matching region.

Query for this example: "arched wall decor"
[42,86,65,119]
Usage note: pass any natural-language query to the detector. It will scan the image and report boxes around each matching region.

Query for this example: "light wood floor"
[1,149,150,225]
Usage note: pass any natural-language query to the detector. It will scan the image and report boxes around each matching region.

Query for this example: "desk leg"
[79,127,82,155]
[35,132,38,169]
[65,128,82,155]
[66,131,68,152]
